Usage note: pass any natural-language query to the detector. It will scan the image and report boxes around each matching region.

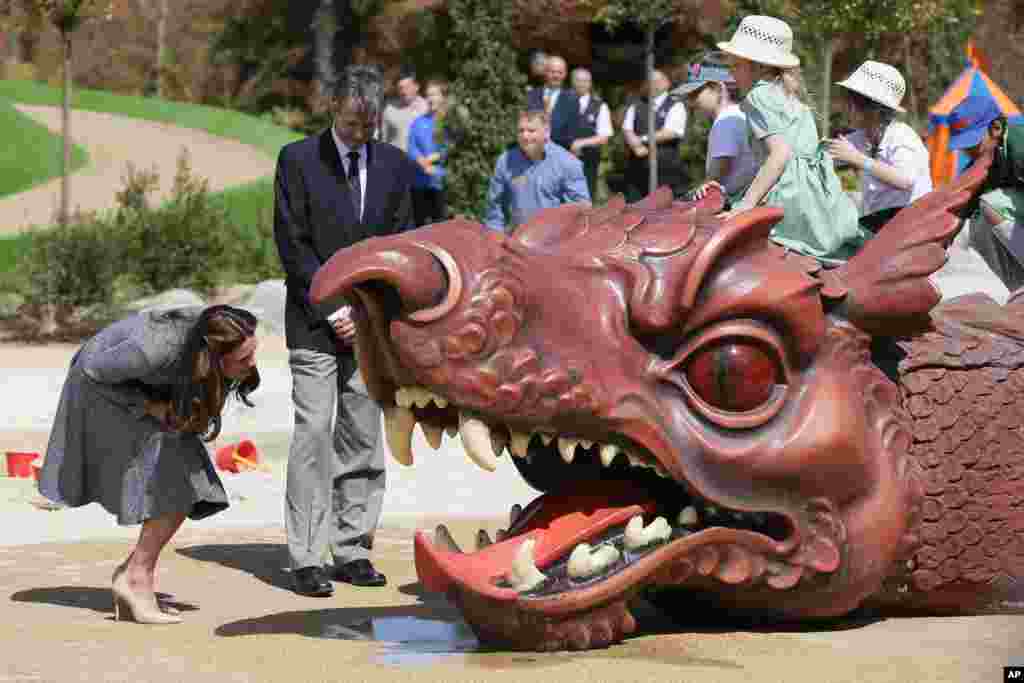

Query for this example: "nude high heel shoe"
[112,556,180,616]
[112,569,182,624]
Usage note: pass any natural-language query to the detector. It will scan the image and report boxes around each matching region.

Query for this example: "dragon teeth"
[490,429,509,457]
[567,542,621,579]
[390,384,676,479]
[459,413,498,472]
[558,437,579,463]
[678,506,699,527]
[624,515,672,550]
[509,430,532,458]
[383,405,416,466]
[395,386,449,409]
[510,503,523,528]
[509,539,547,591]
[420,422,444,450]
[599,443,621,467]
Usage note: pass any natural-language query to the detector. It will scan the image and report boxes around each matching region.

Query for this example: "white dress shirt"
[577,94,613,137]
[622,93,687,138]
[331,126,367,221]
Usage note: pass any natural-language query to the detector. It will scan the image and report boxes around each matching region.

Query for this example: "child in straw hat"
[827,61,932,234]
[718,15,868,264]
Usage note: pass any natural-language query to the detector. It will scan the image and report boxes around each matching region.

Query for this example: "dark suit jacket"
[274,130,417,353]
[527,87,580,151]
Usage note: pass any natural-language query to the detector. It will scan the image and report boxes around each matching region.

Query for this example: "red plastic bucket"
[5,452,38,478]
[214,440,260,473]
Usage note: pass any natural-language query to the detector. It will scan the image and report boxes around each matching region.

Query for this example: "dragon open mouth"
[386,385,798,614]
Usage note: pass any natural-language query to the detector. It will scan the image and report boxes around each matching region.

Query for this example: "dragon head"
[310,158,991,650]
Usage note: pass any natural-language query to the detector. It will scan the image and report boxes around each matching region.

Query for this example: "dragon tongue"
[414,483,657,600]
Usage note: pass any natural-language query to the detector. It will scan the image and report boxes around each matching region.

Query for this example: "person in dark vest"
[570,67,613,200]
[621,69,689,202]
[527,55,580,151]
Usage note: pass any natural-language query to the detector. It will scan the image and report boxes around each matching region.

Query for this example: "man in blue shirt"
[484,109,591,233]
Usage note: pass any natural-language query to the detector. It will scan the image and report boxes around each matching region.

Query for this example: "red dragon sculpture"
[309,151,1024,651]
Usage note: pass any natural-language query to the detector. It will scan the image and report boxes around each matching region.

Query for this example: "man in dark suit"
[526,55,580,151]
[274,64,417,597]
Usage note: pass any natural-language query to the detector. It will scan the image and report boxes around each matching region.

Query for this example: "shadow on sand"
[176,542,291,591]
[10,586,196,616]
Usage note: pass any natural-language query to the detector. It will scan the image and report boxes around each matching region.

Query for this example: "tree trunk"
[60,31,71,228]
[154,0,168,98]
[312,0,338,106]
[820,37,833,139]
[903,34,919,121]
[646,23,657,196]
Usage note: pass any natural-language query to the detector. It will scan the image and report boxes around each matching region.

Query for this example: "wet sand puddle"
[322,615,481,665]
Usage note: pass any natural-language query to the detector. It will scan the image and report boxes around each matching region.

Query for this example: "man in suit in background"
[527,55,579,152]
[274,64,417,597]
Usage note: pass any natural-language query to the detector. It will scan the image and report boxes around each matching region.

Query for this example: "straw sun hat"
[836,61,907,113]
[717,15,800,69]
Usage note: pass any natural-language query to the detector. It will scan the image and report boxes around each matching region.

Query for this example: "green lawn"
[0,96,88,198]
[0,79,303,276]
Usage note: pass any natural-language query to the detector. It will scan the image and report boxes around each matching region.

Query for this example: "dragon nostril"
[408,243,463,323]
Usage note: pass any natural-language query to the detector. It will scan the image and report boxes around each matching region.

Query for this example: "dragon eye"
[685,339,780,413]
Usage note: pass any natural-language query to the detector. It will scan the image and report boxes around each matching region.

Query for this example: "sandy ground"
[2,333,1023,681]
[0,105,275,234]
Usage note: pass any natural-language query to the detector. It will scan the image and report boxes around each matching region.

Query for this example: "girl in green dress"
[717,15,868,264]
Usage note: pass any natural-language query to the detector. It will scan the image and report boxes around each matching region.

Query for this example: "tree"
[585,0,700,196]
[762,0,979,136]
[444,0,526,219]
[0,1,118,225]
[132,0,168,98]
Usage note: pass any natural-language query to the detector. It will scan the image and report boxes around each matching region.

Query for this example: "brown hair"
[520,108,550,126]
[160,305,260,441]
[424,79,449,98]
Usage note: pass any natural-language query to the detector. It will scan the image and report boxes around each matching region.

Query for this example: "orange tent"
[927,64,1023,186]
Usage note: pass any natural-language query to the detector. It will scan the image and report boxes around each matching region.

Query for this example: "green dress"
[743,80,868,264]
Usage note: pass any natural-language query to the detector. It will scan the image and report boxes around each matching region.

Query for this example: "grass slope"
[0,80,303,277]
[0,96,88,199]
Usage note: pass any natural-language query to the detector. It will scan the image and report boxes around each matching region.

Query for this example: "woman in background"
[38,305,260,624]
[408,79,450,226]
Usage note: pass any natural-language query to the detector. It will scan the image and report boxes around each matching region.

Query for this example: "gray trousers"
[284,347,385,569]
[970,213,1024,293]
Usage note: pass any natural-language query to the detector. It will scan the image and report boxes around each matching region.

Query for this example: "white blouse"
[847,121,933,217]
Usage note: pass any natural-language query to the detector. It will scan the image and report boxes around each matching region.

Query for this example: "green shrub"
[118,152,239,296]
[444,0,527,219]
[229,205,284,282]
[16,210,121,310]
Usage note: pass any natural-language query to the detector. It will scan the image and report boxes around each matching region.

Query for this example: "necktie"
[544,89,553,113]
[347,150,361,220]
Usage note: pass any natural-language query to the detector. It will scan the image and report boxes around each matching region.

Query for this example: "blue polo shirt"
[484,141,591,233]
[407,112,445,191]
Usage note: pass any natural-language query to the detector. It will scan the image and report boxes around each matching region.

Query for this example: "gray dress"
[38,307,229,525]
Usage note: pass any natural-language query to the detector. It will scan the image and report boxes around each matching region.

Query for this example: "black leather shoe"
[333,559,387,587]
[292,566,334,597]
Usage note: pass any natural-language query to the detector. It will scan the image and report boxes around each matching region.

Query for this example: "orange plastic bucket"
[5,452,38,478]
[214,440,261,473]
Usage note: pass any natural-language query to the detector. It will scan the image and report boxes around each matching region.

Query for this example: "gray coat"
[38,307,229,525]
